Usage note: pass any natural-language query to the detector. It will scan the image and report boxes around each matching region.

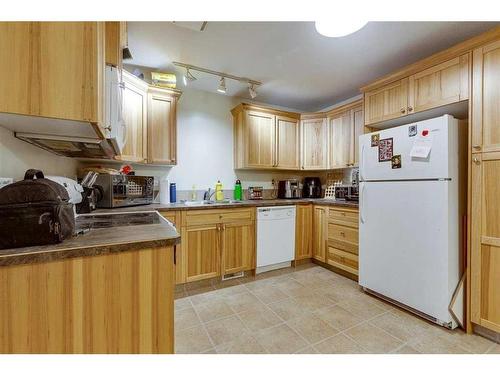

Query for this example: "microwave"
[13,66,126,159]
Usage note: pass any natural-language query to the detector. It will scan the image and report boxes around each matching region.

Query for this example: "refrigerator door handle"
[360,183,366,224]
[360,144,365,181]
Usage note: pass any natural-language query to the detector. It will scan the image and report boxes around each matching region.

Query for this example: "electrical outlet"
[271,179,276,186]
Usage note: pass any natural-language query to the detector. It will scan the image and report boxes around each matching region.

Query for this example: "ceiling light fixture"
[315,20,367,38]
[173,62,261,97]
[217,77,227,94]
[248,83,257,99]
[183,67,197,86]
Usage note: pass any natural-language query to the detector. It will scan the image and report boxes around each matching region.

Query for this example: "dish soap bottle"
[190,185,197,201]
[233,179,242,201]
[215,180,224,201]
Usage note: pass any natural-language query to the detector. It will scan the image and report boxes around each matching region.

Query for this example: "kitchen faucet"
[203,188,215,201]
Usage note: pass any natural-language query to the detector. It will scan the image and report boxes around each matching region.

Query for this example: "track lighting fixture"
[173,62,261,96]
[182,67,197,86]
[217,77,227,94]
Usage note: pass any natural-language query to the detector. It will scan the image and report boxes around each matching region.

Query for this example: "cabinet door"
[408,54,469,114]
[0,22,104,124]
[182,224,220,283]
[352,105,364,166]
[472,40,500,153]
[245,110,276,168]
[301,117,328,170]
[471,153,500,333]
[364,78,408,126]
[295,205,312,260]
[105,21,127,68]
[148,88,177,165]
[221,221,255,275]
[119,72,148,162]
[276,115,300,169]
[329,110,352,169]
[312,206,328,262]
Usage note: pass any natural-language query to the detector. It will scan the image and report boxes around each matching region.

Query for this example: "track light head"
[248,83,257,99]
[217,77,226,94]
[183,68,197,86]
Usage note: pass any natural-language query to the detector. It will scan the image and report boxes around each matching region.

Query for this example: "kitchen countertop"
[94,198,359,213]
[0,211,180,267]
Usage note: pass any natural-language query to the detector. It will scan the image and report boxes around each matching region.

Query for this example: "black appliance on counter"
[334,185,359,202]
[303,177,322,198]
[95,174,154,208]
[277,179,301,199]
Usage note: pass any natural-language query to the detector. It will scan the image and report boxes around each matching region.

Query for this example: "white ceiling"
[127,21,498,112]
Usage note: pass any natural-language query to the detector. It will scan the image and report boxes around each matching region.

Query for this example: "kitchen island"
[0,212,180,354]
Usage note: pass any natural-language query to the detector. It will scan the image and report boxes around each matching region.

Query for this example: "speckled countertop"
[0,211,180,267]
[94,198,358,213]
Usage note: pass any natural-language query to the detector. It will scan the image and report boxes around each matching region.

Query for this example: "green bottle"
[233,179,242,201]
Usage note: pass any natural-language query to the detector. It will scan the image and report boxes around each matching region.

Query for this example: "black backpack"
[0,169,75,249]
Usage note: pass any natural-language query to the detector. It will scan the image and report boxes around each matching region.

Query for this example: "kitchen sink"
[183,200,243,206]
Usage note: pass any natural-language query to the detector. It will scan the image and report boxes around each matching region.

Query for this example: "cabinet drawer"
[327,246,358,275]
[182,208,255,226]
[328,223,358,254]
[328,208,359,228]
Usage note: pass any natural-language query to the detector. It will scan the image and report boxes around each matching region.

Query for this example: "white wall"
[0,125,79,181]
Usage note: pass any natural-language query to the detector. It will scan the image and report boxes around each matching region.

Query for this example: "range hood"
[0,112,117,159]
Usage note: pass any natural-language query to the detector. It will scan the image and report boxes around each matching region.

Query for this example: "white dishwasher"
[256,206,296,274]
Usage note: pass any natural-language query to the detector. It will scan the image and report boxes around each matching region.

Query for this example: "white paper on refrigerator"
[410,134,433,158]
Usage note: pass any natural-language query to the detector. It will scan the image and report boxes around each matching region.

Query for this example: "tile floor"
[174,264,499,354]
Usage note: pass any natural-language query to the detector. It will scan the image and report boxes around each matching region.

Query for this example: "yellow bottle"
[215,180,224,201]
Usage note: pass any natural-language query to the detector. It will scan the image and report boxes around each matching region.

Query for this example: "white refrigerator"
[358,115,466,329]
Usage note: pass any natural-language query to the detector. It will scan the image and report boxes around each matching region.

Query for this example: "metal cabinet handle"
[473,157,480,165]
[340,231,345,236]
[407,106,413,112]
[400,108,406,114]
[473,145,481,150]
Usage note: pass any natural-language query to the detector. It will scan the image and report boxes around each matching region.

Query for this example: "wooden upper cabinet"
[119,71,148,163]
[472,40,500,153]
[0,22,105,125]
[329,110,353,169]
[245,110,276,168]
[471,152,500,333]
[232,104,301,170]
[105,22,127,68]
[352,105,364,165]
[276,115,300,169]
[147,87,180,165]
[295,205,313,260]
[408,54,469,114]
[364,78,408,126]
[222,221,255,276]
[301,116,328,170]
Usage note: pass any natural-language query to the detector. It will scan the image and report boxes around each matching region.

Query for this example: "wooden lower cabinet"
[178,208,256,284]
[327,207,359,277]
[312,205,328,262]
[295,204,313,260]
[222,221,254,276]
[0,247,175,354]
[182,224,221,283]
[471,152,500,333]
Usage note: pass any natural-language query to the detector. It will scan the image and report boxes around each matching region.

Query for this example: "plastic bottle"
[215,180,224,201]
[159,176,170,204]
[190,184,197,201]
[169,183,176,203]
[233,179,242,201]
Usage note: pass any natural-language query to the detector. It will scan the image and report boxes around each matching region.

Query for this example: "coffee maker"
[277,179,301,199]
[303,177,322,198]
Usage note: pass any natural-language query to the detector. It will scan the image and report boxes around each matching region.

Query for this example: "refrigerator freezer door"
[359,180,458,325]
[359,115,459,181]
